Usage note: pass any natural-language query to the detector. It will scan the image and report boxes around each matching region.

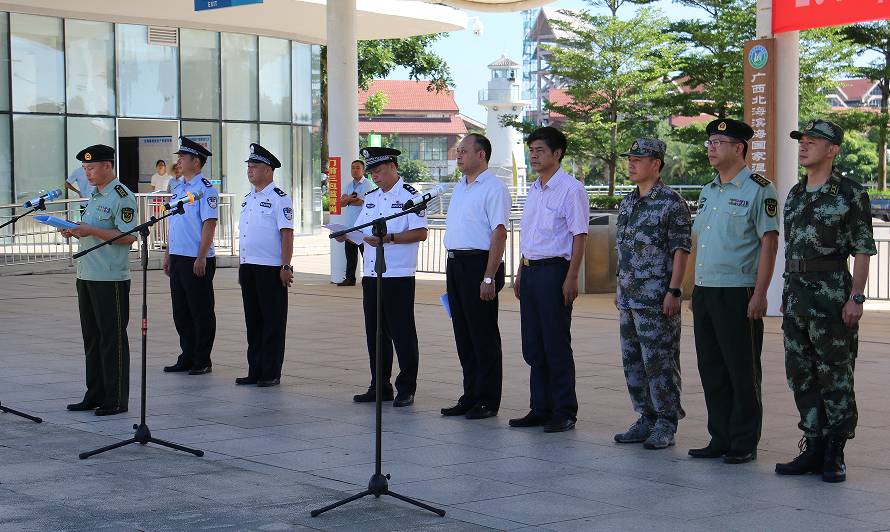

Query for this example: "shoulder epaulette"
[201,178,212,188]
[114,184,128,198]
[365,187,379,196]
[750,174,770,188]
[274,187,287,197]
[403,183,418,194]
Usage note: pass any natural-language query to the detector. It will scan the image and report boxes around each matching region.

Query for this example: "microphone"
[22,189,63,208]
[402,184,446,211]
[163,190,205,211]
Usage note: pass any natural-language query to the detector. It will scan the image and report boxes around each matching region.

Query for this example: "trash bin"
[584,213,618,294]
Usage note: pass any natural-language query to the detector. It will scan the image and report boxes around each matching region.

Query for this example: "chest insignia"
[728,198,749,208]
[366,203,375,209]
[259,201,272,208]
[391,202,404,209]
[96,205,111,214]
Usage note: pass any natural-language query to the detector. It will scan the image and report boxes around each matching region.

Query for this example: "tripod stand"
[312,204,444,518]
[75,202,203,460]
[0,402,43,423]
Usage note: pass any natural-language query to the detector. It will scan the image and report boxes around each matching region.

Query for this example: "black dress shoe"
[688,444,728,459]
[393,393,414,407]
[723,449,757,464]
[67,401,99,412]
[163,362,191,373]
[188,365,213,375]
[353,388,394,403]
[95,406,128,416]
[336,279,356,286]
[543,417,576,433]
[235,376,258,385]
[508,412,548,428]
[441,401,474,417]
[465,404,497,420]
[257,377,280,388]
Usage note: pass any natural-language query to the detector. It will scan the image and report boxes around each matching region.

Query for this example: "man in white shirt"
[150,160,170,192]
[337,159,372,286]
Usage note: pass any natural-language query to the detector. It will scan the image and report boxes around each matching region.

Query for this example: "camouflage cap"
[790,119,844,145]
[621,138,666,159]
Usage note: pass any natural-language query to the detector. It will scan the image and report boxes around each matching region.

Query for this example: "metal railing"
[417,218,522,284]
[859,237,890,301]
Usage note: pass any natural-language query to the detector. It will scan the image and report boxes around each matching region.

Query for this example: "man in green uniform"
[62,144,137,416]
[775,120,876,483]
[689,119,779,464]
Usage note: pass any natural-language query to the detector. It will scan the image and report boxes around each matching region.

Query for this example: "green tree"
[364,90,389,118]
[834,129,879,184]
[398,159,432,183]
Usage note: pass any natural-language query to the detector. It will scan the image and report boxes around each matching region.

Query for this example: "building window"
[222,121,258,205]
[0,115,10,205]
[221,33,258,121]
[116,24,179,118]
[10,13,64,114]
[13,114,64,204]
[65,20,115,116]
[292,42,312,125]
[181,29,220,120]
[393,136,448,162]
[260,123,292,192]
[182,121,221,185]
[66,117,115,177]
[0,13,9,112]
[259,36,290,123]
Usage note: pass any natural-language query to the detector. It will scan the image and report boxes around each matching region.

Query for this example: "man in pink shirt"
[510,127,589,433]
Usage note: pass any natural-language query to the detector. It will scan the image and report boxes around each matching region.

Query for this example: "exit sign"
[194,0,262,11]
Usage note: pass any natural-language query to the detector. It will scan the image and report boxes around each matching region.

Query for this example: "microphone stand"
[76,201,203,460]
[312,198,445,519]
[0,401,43,423]
[0,197,46,230]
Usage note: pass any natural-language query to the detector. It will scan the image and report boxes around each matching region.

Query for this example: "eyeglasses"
[704,140,741,148]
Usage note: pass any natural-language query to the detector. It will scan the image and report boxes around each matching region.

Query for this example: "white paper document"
[323,223,365,245]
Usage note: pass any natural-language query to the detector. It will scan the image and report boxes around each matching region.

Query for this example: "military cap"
[621,138,666,159]
[174,136,212,162]
[245,143,281,169]
[706,118,754,142]
[76,144,115,163]
[360,147,401,171]
[791,119,844,145]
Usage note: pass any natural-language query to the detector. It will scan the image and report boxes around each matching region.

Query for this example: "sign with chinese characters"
[773,0,890,34]
[327,157,342,216]
[194,0,262,11]
[744,39,776,182]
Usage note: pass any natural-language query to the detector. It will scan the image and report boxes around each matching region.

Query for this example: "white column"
[327,0,359,283]
[757,0,799,315]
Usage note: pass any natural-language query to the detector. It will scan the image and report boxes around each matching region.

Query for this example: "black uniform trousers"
[344,241,364,283]
[692,286,763,453]
[446,253,505,410]
[519,260,578,420]
[170,254,216,369]
[361,276,419,396]
[76,279,130,409]
[239,264,288,381]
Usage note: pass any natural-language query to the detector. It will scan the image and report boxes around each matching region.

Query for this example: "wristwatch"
[281,265,293,272]
[483,277,493,285]
[851,293,866,304]
[667,287,682,298]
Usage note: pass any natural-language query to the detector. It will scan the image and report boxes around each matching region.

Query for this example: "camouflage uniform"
[783,168,876,439]
[617,176,692,432]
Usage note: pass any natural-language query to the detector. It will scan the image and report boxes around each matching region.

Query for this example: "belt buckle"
[522,258,530,267]
[447,251,454,259]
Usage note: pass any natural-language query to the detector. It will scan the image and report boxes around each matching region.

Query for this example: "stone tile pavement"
[1,266,890,531]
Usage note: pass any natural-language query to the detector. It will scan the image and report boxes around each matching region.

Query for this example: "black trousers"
[361,276,419,396]
[519,260,578,420]
[692,286,763,452]
[239,264,288,381]
[170,254,216,368]
[446,253,505,409]
[344,241,364,282]
[76,279,130,409]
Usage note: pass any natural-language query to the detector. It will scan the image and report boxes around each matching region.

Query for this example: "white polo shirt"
[167,172,219,258]
[239,181,294,266]
[354,178,428,278]
[444,169,511,251]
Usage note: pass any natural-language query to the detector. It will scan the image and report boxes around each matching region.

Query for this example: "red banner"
[774,0,890,34]
[327,157,342,216]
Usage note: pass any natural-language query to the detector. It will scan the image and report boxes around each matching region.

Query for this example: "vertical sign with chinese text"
[328,157,342,216]
[744,39,776,182]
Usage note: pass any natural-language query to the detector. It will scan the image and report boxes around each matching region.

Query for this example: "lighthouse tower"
[478,55,530,191]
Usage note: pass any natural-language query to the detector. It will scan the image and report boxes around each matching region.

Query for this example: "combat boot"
[775,436,823,475]
[822,436,847,483]
[614,416,653,444]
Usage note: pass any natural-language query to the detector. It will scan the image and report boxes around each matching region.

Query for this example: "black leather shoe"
[95,406,128,416]
[543,417,576,433]
[188,365,213,375]
[353,388,394,403]
[441,401,474,417]
[235,376,258,385]
[393,393,414,407]
[336,279,356,286]
[465,403,497,420]
[257,378,280,388]
[66,401,99,411]
[688,444,727,459]
[723,449,757,464]
[163,362,191,373]
[509,412,548,428]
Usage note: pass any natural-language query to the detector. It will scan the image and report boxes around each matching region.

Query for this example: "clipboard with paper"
[323,223,365,245]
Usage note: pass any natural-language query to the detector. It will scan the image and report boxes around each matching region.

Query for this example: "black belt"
[447,249,488,259]
[785,259,847,273]
[521,257,567,267]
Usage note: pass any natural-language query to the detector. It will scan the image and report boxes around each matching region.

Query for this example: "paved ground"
[2,264,890,531]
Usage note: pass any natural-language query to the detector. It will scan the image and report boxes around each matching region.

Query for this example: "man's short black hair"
[466,133,492,162]
[156,159,166,167]
[526,126,568,161]
[351,159,365,167]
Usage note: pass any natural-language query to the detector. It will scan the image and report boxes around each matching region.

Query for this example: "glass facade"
[0,10,321,233]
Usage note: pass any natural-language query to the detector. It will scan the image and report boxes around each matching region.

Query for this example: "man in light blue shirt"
[65,167,94,198]
[337,159,372,286]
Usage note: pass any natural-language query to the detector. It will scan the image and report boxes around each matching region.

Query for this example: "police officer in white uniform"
[163,137,219,375]
[343,147,428,407]
[236,143,294,387]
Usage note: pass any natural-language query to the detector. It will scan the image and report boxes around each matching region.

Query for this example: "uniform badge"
[361,149,370,158]
[366,203,375,209]
[208,196,218,209]
[114,184,129,198]
[260,201,272,208]
[274,187,286,197]
[718,122,727,131]
[202,178,212,188]
[84,152,92,161]
[120,207,134,223]
[283,207,293,221]
[829,183,839,195]
[241,201,247,208]
[391,202,404,209]
[765,198,778,218]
